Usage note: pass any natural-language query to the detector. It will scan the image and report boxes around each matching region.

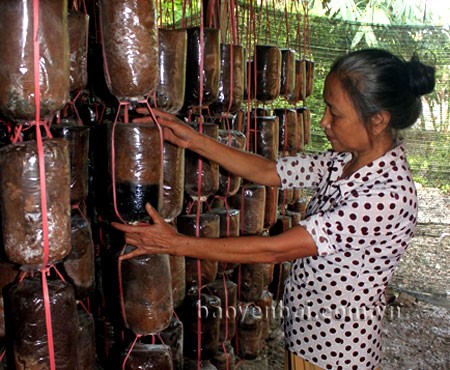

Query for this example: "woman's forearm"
[113,205,317,262]
[172,225,318,264]
[190,133,281,187]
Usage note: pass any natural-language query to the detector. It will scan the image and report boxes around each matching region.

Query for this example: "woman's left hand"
[111,203,178,260]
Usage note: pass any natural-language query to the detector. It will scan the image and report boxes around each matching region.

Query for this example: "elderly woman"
[113,49,435,370]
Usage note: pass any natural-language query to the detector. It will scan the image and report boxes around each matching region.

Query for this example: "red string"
[32,0,56,368]
[51,265,67,283]
[63,88,84,126]
[117,244,130,329]
[121,334,142,370]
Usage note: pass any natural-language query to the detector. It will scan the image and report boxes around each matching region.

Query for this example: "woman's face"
[320,73,371,153]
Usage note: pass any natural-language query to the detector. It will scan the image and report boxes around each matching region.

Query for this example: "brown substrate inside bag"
[234,305,263,360]
[261,259,274,287]
[68,213,91,258]
[216,130,246,197]
[208,209,240,238]
[0,0,69,121]
[211,342,236,370]
[288,59,307,104]
[77,309,97,370]
[159,141,185,221]
[294,110,305,153]
[207,208,240,274]
[305,59,315,98]
[268,261,292,301]
[181,292,221,361]
[68,11,89,93]
[254,45,281,103]
[247,115,280,161]
[51,121,90,204]
[109,122,161,223]
[270,215,293,236]
[280,49,296,99]
[229,184,266,236]
[123,343,173,370]
[169,255,186,309]
[302,107,311,145]
[206,279,238,342]
[184,27,220,108]
[6,278,78,370]
[158,315,184,370]
[264,186,279,230]
[210,44,245,114]
[185,257,218,289]
[177,214,220,288]
[121,247,173,335]
[255,290,274,340]
[275,108,298,154]
[154,28,187,114]
[184,123,219,197]
[62,226,95,300]
[232,264,265,303]
[0,139,71,266]
[100,0,159,101]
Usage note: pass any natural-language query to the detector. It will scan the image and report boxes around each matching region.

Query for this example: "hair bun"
[407,55,436,97]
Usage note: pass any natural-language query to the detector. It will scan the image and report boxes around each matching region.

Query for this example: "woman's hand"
[133,107,199,149]
[112,203,178,260]
[133,107,281,188]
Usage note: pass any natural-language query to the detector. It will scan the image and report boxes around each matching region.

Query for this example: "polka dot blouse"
[276,143,417,370]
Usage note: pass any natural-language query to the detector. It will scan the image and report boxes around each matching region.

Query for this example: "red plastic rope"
[121,334,141,370]
[117,245,130,329]
[63,83,84,126]
[32,0,56,368]
[229,0,238,45]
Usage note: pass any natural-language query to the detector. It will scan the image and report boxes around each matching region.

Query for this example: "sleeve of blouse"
[297,191,416,257]
[276,151,333,190]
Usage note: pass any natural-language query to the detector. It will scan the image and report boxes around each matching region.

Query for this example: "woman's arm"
[134,109,281,187]
[112,204,317,263]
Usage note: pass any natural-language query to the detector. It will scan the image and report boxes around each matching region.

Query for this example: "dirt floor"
[237,185,450,370]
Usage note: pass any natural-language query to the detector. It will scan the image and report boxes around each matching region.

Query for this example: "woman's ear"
[370,111,391,136]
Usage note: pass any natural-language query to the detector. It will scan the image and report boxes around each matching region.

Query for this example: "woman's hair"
[329,49,435,130]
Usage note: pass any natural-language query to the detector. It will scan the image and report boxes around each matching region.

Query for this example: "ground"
[237,185,450,370]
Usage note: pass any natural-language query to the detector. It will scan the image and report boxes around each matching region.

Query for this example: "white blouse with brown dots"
[276,143,417,370]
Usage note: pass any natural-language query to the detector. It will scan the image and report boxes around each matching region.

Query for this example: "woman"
[113,49,435,370]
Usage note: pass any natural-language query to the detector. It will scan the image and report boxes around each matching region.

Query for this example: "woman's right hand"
[133,107,199,149]
[134,107,280,187]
